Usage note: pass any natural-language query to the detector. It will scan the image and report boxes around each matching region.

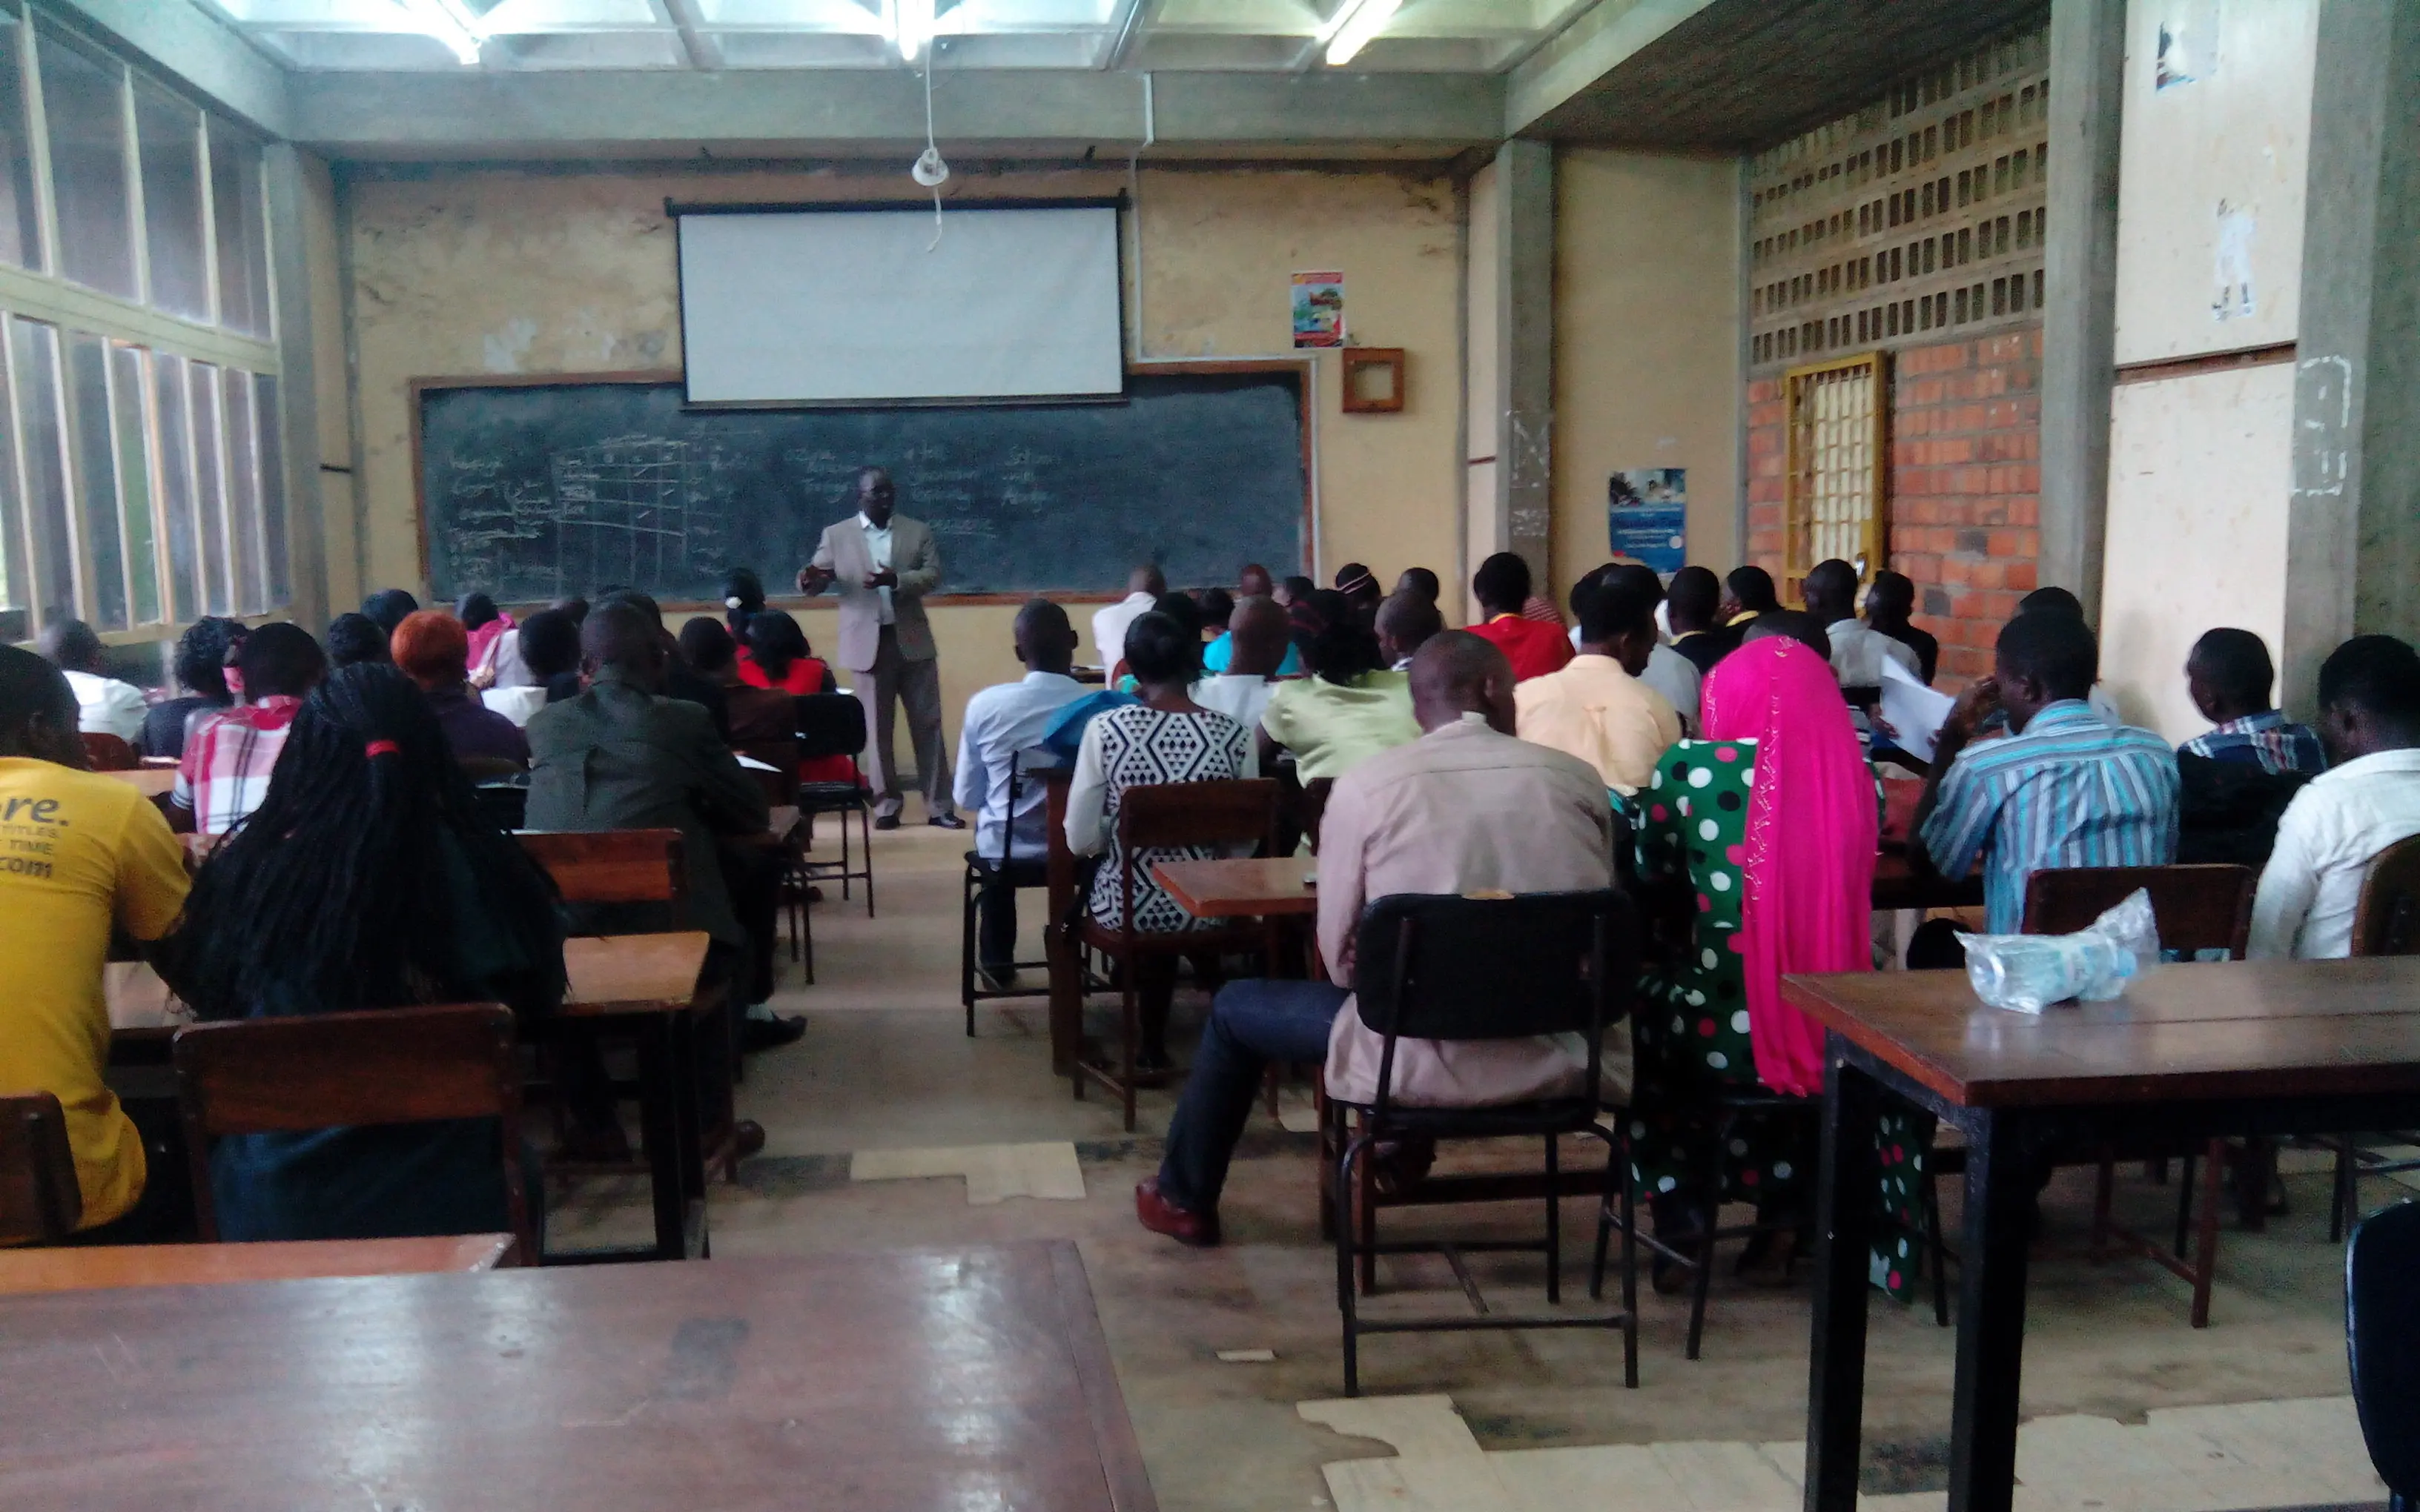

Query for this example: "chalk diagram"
[442,435,725,600]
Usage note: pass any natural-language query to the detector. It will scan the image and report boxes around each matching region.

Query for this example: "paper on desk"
[1877,657,1954,764]
[736,754,779,772]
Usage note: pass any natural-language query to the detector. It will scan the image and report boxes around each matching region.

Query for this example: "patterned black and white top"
[1065,703,1252,934]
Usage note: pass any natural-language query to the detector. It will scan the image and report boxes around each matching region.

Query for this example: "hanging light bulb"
[894,0,935,63]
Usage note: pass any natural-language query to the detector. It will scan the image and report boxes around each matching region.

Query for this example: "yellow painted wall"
[344,163,1461,743]
[1550,149,1742,617]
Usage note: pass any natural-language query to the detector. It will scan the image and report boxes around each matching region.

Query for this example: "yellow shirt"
[1513,653,1684,795]
[0,757,190,1230]
[1259,670,1421,783]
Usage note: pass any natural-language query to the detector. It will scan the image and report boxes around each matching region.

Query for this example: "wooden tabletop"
[0,1234,513,1296]
[1782,955,2420,1109]
[0,1241,1157,1511]
[96,766,176,798]
[1152,856,1318,919]
[109,931,711,1038]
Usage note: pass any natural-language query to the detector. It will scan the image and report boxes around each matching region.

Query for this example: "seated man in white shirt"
[36,619,148,744]
[1091,565,1164,677]
[2249,634,2420,959]
[1191,594,1290,733]
[1802,558,1920,690]
[955,599,1091,984]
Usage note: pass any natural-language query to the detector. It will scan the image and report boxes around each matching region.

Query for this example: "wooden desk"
[96,766,176,798]
[1782,957,2420,1512]
[1151,857,1317,919]
[0,1242,1157,1511]
[0,1234,512,1296]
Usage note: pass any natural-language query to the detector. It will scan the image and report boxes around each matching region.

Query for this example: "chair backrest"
[1352,889,1637,1115]
[1114,778,1279,935]
[2020,863,2256,959]
[515,828,685,907]
[471,780,528,834]
[0,1091,81,1243]
[2353,835,2420,958]
[796,693,867,763]
[171,1003,532,1258]
[79,731,136,771]
[986,749,1062,866]
[2347,1198,2420,1498]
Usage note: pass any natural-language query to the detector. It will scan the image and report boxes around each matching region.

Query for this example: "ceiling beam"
[59,0,294,136]
[1501,0,1716,136]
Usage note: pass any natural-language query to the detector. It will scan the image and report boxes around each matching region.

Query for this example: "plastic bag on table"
[1956,887,2160,1013]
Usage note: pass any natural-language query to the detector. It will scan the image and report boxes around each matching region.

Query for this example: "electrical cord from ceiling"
[910,37,949,250]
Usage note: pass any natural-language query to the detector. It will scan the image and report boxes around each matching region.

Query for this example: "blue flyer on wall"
[1608,468,1686,574]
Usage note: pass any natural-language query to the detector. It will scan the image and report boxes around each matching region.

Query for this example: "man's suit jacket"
[524,672,770,949]
[808,515,941,672]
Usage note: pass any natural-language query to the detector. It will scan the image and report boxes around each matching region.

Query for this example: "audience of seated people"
[457,593,515,681]
[738,609,840,697]
[1666,565,1744,676]
[1191,594,1289,734]
[597,588,732,743]
[1136,633,1617,1245]
[139,616,245,760]
[954,599,1090,984]
[1801,557,1920,690]
[480,607,583,726]
[1257,589,1421,785]
[2012,586,2123,723]
[37,619,148,743]
[1467,552,1574,682]
[1205,564,1303,677]
[160,663,566,1241]
[1065,611,1254,1074]
[325,611,391,670]
[681,617,788,745]
[390,609,532,768]
[481,594,586,691]
[1722,565,1782,627]
[1516,567,1683,795]
[1863,570,1938,683]
[2181,627,2326,775]
[360,588,420,636]
[1094,565,1166,672]
[171,623,328,836]
[1570,564,1701,730]
[1331,562,1382,627]
[1375,591,1443,672]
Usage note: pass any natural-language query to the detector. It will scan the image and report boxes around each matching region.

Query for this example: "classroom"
[1,1,2416,1508]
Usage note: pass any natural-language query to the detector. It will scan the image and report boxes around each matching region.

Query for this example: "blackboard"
[414,368,1310,604]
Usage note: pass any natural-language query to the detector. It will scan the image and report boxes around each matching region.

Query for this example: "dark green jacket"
[524,671,769,947]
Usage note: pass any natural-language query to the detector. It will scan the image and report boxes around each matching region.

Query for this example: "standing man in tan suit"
[796,466,962,830]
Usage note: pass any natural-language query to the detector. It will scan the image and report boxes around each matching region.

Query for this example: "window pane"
[220,365,260,614]
[134,79,205,321]
[151,351,197,620]
[0,7,42,270]
[39,27,133,299]
[67,332,125,629]
[189,358,227,614]
[253,372,286,605]
[110,345,158,623]
[208,129,269,338]
[13,318,75,626]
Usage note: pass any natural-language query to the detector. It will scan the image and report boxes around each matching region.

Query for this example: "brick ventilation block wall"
[1746,328,2040,683]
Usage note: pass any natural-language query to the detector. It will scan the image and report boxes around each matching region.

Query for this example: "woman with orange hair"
[391,609,529,767]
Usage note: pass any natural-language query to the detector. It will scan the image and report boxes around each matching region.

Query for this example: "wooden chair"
[0,1091,82,1244]
[171,1004,537,1263]
[79,731,137,771]
[515,828,686,917]
[1072,778,1278,1131]
[2330,835,2420,1239]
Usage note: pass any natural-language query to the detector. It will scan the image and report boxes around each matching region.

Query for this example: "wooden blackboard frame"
[408,359,1315,611]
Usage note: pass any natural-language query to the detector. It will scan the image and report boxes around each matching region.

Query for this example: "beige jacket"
[806,514,941,671]
[1318,714,1627,1107]
[1512,654,1682,796]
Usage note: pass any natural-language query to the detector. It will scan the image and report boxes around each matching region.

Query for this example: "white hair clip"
[725,596,744,610]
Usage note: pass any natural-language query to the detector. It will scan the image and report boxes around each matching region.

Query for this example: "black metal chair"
[1330,888,1640,1396]
[795,692,874,916]
[961,750,1059,1035]
[2347,1198,2420,1511]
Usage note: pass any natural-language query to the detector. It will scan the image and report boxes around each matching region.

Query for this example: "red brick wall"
[1745,328,2042,683]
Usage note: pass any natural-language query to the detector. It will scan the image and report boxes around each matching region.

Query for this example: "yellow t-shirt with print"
[0,757,189,1230]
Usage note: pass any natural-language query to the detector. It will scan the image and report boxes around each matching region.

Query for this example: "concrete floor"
[548,817,2387,1512]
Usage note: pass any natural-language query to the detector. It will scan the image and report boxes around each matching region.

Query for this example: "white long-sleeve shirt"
[2248,747,2420,960]
[65,669,148,743]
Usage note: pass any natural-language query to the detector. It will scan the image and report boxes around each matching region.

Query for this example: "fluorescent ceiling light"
[893,0,935,62]
[393,0,484,64]
[1323,0,1400,65]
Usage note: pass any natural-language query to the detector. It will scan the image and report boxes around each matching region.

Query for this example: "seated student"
[596,589,730,743]
[141,616,246,760]
[391,610,529,768]
[681,618,790,746]
[2014,586,2123,724]
[1665,565,1743,676]
[457,592,515,682]
[1277,574,1318,609]
[1864,570,1939,684]
[1467,551,1573,682]
[1066,611,1253,1072]
[1257,590,1421,783]
[1192,594,1289,734]
[0,647,191,1241]
[360,588,420,637]
[36,620,146,744]
[1376,590,1443,672]
[1802,558,1920,689]
[739,609,840,697]
[172,623,326,836]
[1197,587,1234,643]
[2248,635,2420,960]
[2179,627,2326,775]
[1204,564,1303,677]
[1136,633,1617,1244]
[1332,563,1382,628]
[721,568,767,648]
[481,608,583,728]
[161,664,565,1243]
[954,600,1090,981]
[1093,565,1166,673]
[1394,566,1442,605]
[1578,565,1702,730]
[483,595,585,689]
[1518,568,1683,795]
[1914,610,2180,942]
[1721,564,1781,627]
[325,612,390,670]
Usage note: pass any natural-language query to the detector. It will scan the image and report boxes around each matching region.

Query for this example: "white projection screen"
[676,203,1125,405]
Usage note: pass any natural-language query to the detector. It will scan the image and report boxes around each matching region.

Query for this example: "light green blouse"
[1258,670,1421,782]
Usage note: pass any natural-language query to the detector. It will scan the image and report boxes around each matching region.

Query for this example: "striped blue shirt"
[1922,700,2181,933]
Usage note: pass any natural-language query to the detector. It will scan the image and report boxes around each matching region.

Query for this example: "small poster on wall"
[1291,271,1345,348]
[2155,0,2219,91]
[1608,468,1687,574]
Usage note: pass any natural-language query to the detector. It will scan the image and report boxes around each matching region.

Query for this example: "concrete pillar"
[2284,0,2420,712]
[1492,137,1556,595]
[263,142,328,630]
[2038,0,2124,620]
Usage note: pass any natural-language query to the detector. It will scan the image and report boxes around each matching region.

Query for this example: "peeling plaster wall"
[345,162,1461,740]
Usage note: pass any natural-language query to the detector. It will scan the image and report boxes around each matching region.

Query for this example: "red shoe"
[1135,1179,1220,1247]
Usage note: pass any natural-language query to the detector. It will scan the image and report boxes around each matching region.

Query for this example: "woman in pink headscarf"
[1627,626,1922,1295]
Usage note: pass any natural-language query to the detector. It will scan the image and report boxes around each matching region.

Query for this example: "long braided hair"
[165,663,565,1023]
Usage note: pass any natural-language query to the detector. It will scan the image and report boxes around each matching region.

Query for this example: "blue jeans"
[1157,978,1348,1214]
